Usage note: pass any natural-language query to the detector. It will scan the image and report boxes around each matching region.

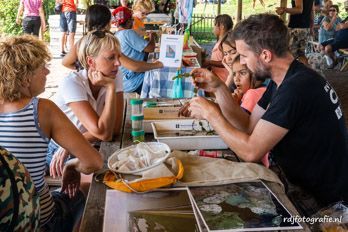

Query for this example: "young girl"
[48,31,123,177]
[203,14,233,82]
[132,0,155,36]
[219,30,238,90]
[231,55,266,114]
[0,35,103,231]
[230,55,269,167]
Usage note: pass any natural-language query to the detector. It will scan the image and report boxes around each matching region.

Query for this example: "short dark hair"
[233,13,289,57]
[86,4,111,32]
[214,14,233,31]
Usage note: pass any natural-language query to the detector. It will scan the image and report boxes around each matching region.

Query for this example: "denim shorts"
[60,11,77,33]
[41,190,85,232]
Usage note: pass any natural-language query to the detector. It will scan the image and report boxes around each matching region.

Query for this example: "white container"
[151,120,228,150]
[144,118,192,133]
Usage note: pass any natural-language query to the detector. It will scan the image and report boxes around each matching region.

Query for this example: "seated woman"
[0,35,103,231]
[318,4,341,44]
[132,0,155,37]
[62,4,162,74]
[321,10,348,68]
[47,31,124,178]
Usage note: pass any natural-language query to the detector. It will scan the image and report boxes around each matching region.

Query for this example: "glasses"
[329,9,337,12]
[141,12,149,16]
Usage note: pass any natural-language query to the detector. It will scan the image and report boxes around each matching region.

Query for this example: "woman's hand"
[222,56,233,76]
[89,70,115,87]
[61,163,81,199]
[50,148,69,178]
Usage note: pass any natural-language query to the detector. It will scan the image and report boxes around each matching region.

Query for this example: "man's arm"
[189,97,287,162]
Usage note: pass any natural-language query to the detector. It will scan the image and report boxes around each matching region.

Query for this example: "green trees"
[0,0,54,35]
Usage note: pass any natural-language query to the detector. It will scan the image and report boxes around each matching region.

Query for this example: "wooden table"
[79,98,310,232]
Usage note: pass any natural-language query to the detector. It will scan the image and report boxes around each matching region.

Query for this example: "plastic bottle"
[130,99,144,142]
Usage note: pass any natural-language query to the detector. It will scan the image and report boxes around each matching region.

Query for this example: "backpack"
[0,147,40,232]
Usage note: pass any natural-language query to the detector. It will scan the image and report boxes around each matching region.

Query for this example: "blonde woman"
[48,30,124,178]
[132,0,155,36]
[0,35,103,231]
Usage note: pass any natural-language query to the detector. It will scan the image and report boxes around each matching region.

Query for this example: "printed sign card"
[159,34,184,68]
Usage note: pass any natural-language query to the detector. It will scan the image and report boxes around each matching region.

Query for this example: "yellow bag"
[103,158,184,193]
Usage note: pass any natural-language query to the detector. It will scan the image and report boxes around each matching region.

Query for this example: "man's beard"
[254,59,271,82]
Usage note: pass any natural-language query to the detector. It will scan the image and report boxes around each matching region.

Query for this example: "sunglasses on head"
[90,30,113,38]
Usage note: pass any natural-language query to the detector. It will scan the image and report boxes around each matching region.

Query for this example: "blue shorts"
[42,190,85,232]
[60,11,77,33]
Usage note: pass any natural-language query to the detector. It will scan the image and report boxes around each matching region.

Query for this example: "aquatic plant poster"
[188,181,302,231]
[103,188,202,232]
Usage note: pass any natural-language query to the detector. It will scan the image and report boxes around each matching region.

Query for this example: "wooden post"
[217,0,221,15]
[280,0,287,22]
[237,0,242,22]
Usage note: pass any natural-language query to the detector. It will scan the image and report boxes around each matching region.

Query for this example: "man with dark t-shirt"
[276,0,314,65]
[184,14,348,215]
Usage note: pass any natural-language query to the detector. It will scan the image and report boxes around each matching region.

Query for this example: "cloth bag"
[103,157,184,193]
[171,150,283,188]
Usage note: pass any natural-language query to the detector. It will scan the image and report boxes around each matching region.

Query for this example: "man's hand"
[190,68,224,93]
[188,97,221,121]
[61,164,81,199]
[178,102,191,117]
[50,147,69,178]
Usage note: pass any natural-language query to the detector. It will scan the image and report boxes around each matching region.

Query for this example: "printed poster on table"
[159,34,184,68]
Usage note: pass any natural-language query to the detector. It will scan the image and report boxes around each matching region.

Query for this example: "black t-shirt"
[289,0,314,28]
[258,60,348,204]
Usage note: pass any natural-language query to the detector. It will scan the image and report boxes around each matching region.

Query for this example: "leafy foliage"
[0,0,54,35]
[0,0,22,35]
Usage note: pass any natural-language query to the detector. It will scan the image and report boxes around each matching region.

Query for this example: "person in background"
[62,5,162,74]
[48,31,123,179]
[16,0,46,37]
[183,14,348,215]
[121,0,129,8]
[276,0,314,65]
[203,14,233,82]
[57,0,78,57]
[321,1,348,68]
[114,6,156,93]
[0,35,103,231]
[132,0,155,36]
[318,4,341,44]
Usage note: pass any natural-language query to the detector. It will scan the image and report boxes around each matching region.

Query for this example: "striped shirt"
[0,97,55,226]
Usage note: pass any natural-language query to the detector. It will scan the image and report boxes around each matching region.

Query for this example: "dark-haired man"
[185,13,348,215]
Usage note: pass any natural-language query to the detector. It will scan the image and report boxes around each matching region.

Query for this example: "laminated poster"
[159,34,184,68]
